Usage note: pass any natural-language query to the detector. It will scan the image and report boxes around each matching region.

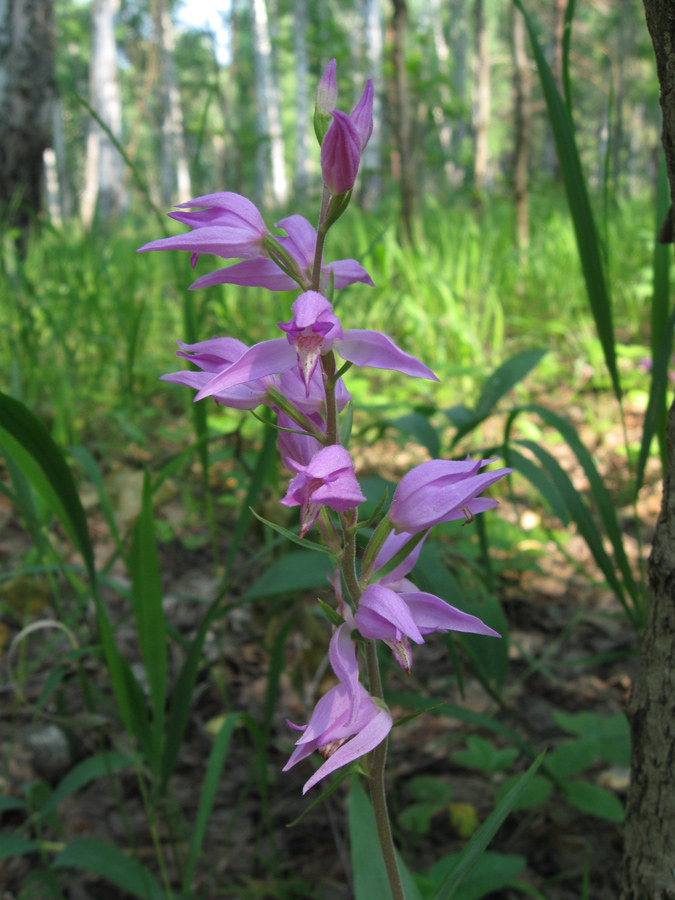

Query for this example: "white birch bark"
[154,0,192,205]
[360,0,383,206]
[472,0,490,192]
[449,0,469,181]
[293,0,309,201]
[251,0,288,208]
[429,0,456,186]
[81,0,125,226]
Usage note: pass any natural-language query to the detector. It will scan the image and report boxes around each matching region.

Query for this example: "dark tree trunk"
[0,0,54,231]
[391,0,414,245]
[621,4,675,896]
[511,4,531,252]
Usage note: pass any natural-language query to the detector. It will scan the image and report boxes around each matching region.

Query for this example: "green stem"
[365,642,405,900]
[310,187,331,291]
[322,351,339,445]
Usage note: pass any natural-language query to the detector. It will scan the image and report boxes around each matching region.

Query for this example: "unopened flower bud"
[314,59,338,144]
[350,79,374,151]
[321,110,361,195]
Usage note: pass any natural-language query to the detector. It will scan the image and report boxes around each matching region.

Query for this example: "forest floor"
[0,388,660,900]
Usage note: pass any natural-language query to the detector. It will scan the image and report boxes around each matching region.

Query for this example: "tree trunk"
[449,0,469,186]
[511,3,531,251]
[0,0,54,231]
[81,0,125,227]
[292,0,309,203]
[153,0,192,206]
[429,0,455,186]
[359,0,383,208]
[620,4,675,896]
[391,0,414,244]
[251,0,288,209]
[472,0,490,194]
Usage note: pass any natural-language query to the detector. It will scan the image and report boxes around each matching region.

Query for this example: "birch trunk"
[620,3,675,895]
[251,0,288,208]
[429,0,455,186]
[473,0,490,193]
[359,0,383,207]
[81,0,125,227]
[154,0,192,206]
[293,0,309,202]
[446,0,469,185]
[391,0,414,244]
[0,0,54,231]
[511,4,530,251]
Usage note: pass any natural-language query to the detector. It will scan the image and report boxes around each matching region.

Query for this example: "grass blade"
[0,391,95,584]
[349,775,424,900]
[182,713,242,893]
[430,753,545,900]
[514,0,621,402]
[52,838,165,900]
[128,471,167,771]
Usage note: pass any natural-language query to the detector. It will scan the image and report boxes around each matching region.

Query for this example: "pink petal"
[190,258,297,291]
[194,339,295,400]
[302,709,392,794]
[137,225,264,260]
[337,330,438,380]
[400,592,501,638]
[355,585,424,644]
[329,621,361,725]
[276,215,317,267]
[174,191,266,230]
[373,530,428,586]
[327,259,374,289]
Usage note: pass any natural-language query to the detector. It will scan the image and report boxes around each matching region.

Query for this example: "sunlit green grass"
[0,186,660,443]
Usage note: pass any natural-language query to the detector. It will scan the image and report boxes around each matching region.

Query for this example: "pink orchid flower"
[389,457,513,534]
[189,214,373,293]
[194,291,437,403]
[280,444,365,537]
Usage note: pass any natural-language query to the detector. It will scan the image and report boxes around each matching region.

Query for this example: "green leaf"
[249,508,333,555]
[339,401,354,448]
[0,835,38,859]
[637,304,675,494]
[514,0,620,402]
[182,713,241,893]
[450,349,548,449]
[129,471,167,765]
[428,852,526,900]
[389,412,440,459]
[503,447,569,525]
[495,775,552,811]
[507,404,640,610]
[52,838,165,899]
[430,753,545,900]
[70,445,123,554]
[451,736,519,774]
[243,551,331,600]
[349,776,424,900]
[547,739,600,780]
[40,751,132,819]
[0,392,95,584]
[514,438,634,622]
[562,781,624,822]
[317,598,345,628]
